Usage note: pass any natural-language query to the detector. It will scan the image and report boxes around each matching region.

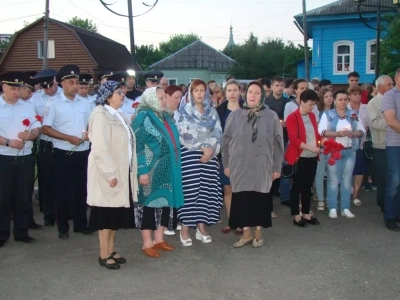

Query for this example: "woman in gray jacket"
[222,81,284,248]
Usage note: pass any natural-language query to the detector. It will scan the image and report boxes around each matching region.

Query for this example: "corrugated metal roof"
[295,0,397,18]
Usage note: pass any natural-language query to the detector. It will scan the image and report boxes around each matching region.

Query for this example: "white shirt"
[0,97,41,156]
[347,102,368,149]
[120,97,136,121]
[30,86,63,141]
[318,113,366,148]
[104,105,132,162]
[284,100,319,122]
[43,93,91,151]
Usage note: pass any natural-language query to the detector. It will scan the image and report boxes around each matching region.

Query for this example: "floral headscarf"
[137,87,164,119]
[96,80,120,105]
[243,81,266,143]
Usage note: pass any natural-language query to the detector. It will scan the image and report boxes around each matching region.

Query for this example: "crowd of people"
[1,65,400,270]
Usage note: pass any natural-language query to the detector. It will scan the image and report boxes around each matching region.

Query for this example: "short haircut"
[333,89,348,100]
[164,85,182,96]
[317,87,333,111]
[292,78,307,90]
[207,80,216,85]
[224,79,241,93]
[375,75,392,87]
[347,86,362,94]
[179,83,186,88]
[300,89,319,103]
[271,75,284,84]
[190,79,207,93]
[258,78,271,88]
[284,78,295,88]
[348,71,360,79]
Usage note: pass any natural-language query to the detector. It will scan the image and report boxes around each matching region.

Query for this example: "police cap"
[56,64,80,82]
[79,73,93,85]
[97,66,118,81]
[144,70,164,82]
[1,71,25,87]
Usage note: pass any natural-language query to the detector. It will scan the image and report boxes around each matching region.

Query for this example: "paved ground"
[1,190,399,300]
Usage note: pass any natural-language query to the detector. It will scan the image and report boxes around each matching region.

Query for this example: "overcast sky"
[2,0,334,50]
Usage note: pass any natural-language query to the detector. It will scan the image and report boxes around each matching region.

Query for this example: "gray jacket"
[222,108,284,193]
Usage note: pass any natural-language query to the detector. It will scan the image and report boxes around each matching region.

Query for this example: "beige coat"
[367,93,386,149]
[222,108,284,193]
[87,105,138,207]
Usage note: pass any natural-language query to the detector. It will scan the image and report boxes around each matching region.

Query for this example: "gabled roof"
[149,40,236,71]
[295,0,396,18]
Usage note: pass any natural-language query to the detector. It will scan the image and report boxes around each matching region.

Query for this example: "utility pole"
[302,0,310,81]
[42,0,50,70]
[127,0,135,67]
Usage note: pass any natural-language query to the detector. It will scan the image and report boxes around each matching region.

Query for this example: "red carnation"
[351,113,357,117]
[323,147,331,155]
[132,102,139,108]
[22,119,30,127]
[35,115,43,123]
[332,151,342,160]
[327,156,336,166]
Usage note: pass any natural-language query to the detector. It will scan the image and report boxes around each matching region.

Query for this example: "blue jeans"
[315,153,328,201]
[326,149,356,210]
[384,147,400,222]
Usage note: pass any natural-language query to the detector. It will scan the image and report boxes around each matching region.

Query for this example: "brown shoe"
[153,241,174,251]
[142,247,160,258]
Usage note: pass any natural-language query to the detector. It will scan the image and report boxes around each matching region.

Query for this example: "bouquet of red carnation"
[14,115,42,163]
[132,102,139,109]
[322,138,345,166]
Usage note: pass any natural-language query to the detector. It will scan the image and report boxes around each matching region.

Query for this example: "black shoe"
[44,220,55,227]
[293,219,308,227]
[386,220,400,231]
[29,222,44,230]
[302,217,320,225]
[75,229,94,235]
[58,232,69,240]
[281,200,290,207]
[110,252,126,264]
[14,236,36,243]
[0,240,5,247]
[98,256,120,270]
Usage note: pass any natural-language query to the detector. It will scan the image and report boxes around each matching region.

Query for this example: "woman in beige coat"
[87,81,138,270]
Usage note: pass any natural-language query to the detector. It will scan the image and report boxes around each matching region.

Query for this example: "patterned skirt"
[177,146,223,228]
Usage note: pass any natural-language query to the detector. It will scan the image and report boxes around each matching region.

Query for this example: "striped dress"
[177,146,223,228]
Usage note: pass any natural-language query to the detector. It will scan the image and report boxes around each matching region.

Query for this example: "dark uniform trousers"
[53,148,89,234]
[37,140,56,222]
[0,154,33,241]
[372,148,387,213]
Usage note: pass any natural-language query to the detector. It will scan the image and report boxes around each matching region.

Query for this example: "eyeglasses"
[115,89,124,95]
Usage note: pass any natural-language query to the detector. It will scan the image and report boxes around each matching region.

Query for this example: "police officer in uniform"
[0,72,41,247]
[19,77,37,102]
[42,65,93,240]
[25,71,41,92]
[125,69,143,101]
[134,71,164,103]
[97,66,118,85]
[108,71,136,120]
[77,73,96,110]
[31,69,62,226]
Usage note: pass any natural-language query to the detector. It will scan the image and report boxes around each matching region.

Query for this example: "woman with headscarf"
[176,79,223,246]
[222,81,284,248]
[131,87,184,258]
[87,81,138,270]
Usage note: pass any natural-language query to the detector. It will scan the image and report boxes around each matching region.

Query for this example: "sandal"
[142,247,160,258]
[352,199,362,206]
[233,236,253,248]
[271,212,278,218]
[220,227,231,234]
[252,238,264,248]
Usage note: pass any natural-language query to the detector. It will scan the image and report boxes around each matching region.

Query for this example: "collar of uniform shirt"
[60,92,83,102]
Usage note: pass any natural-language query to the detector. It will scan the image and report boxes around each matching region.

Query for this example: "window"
[37,40,55,59]
[366,40,376,74]
[333,41,354,74]
[190,78,198,82]
[168,78,177,85]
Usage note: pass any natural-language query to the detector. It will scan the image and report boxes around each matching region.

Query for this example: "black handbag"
[364,129,373,160]
[281,115,300,178]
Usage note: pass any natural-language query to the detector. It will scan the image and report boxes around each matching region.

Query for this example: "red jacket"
[284,109,321,165]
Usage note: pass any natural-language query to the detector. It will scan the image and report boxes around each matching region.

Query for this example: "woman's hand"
[310,146,321,154]
[109,178,118,188]
[202,147,214,158]
[224,168,230,177]
[199,154,211,163]
[139,174,149,186]
[272,172,281,181]
[337,131,349,137]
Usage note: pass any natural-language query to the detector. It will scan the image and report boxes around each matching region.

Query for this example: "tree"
[380,17,400,77]
[159,33,200,57]
[0,40,10,50]
[223,33,305,79]
[68,17,98,33]
[135,44,164,70]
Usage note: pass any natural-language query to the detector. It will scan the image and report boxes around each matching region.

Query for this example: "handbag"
[281,115,300,178]
[364,129,373,160]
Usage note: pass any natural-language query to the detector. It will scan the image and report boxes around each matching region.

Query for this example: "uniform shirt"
[30,86,63,141]
[120,96,136,121]
[78,94,97,112]
[43,93,91,151]
[0,97,41,156]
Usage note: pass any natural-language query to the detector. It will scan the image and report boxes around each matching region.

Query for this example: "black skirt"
[229,191,272,229]
[88,205,135,231]
[135,205,177,231]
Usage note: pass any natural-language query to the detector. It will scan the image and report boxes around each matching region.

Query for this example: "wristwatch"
[5,139,10,147]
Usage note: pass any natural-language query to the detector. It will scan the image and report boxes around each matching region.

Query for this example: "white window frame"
[168,78,178,85]
[366,39,376,75]
[333,40,354,75]
[37,40,55,59]
[189,78,199,83]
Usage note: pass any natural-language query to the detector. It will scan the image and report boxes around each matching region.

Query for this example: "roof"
[149,40,236,71]
[295,0,396,18]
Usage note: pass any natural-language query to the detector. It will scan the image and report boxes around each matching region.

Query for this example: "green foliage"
[68,17,98,33]
[223,33,306,79]
[380,17,400,77]
[135,44,164,70]
[159,33,200,57]
[0,40,10,50]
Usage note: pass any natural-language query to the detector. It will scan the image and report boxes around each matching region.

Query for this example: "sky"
[1,0,334,51]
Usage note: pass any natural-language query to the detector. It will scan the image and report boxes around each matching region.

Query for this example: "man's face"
[43,78,58,96]
[348,76,359,87]
[395,74,400,89]
[78,84,89,97]
[272,81,284,96]
[160,78,168,89]
[127,76,135,89]
[146,80,158,88]
[2,85,20,102]
[121,85,128,95]
[62,78,79,97]
[19,86,33,101]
